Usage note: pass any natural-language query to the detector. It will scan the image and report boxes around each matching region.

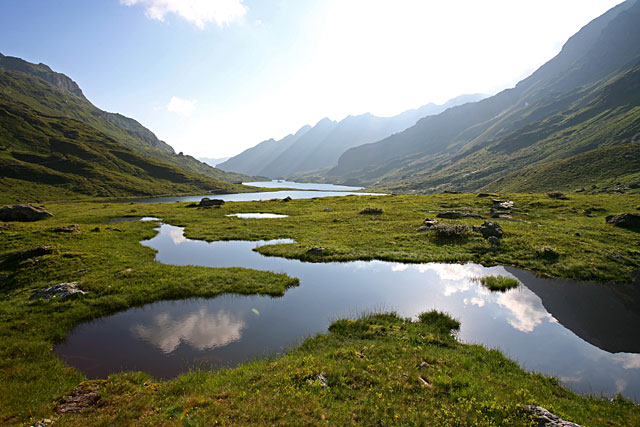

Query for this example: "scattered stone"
[115,268,134,276]
[199,197,225,207]
[423,218,439,227]
[575,232,580,237]
[491,213,512,219]
[56,381,103,414]
[477,193,496,198]
[307,373,328,388]
[418,376,432,388]
[575,188,585,193]
[0,204,53,222]
[492,199,514,209]
[77,268,90,274]
[106,227,123,232]
[436,212,483,219]
[546,192,568,200]
[524,405,583,427]
[629,182,640,189]
[360,207,383,215]
[91,227,100,232]
[307,247,327,256]
[46,224,80,233]
[473,221,503,239]
[605,213,640,229]
[417,225,430,232]
[30,282,85,300]
[537,246,559,261]
[442,190,460,194]
[282,196,293,202]
[323,208,333,212]
[488,236,500,245]
[31,419,53,427]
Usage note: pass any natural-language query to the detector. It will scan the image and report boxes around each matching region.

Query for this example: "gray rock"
[323,208,333,212]
[436,212,483,219]
[488,236,500,245]
[524,405,583,426]
[31,419,53,427]
[91,227,100,232]
[423,218,439,227]
[282,196,293,202]
[473,221,503,239]
[307,247,327,256]
[417,225,430,232]
[46,224,80,233]
[477,193,496,198]
[30,282,85,300]
[199,197,225,207]
[0,204,53,222]
[491,213,512,219]
[606,213,640,229]
[492,199,514,209]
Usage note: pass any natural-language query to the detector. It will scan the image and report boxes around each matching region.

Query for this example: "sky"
[0,0,625,158]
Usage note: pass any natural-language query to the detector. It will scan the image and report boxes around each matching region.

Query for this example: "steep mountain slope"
[329,0,640,193]
[0,53,247,183]
[0,65,243,202]
[218,94,485,178]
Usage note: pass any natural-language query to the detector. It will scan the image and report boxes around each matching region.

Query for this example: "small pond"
[55,224,640,401]
[225,213,289,219]
[101,216,161,224]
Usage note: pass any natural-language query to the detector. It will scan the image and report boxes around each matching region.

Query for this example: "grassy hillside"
[0,55,247,184]
[0,84,243,202]
[328,0,640,194]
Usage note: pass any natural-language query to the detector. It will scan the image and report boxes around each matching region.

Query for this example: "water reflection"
[55,224,640,400]
[131,308,246,353]
[243,180,363,191]
[226,213,289,219]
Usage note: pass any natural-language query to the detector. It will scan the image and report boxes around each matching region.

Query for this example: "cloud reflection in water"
[131,307,246,353]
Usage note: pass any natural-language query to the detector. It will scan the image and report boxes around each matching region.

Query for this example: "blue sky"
[0,0,624,158]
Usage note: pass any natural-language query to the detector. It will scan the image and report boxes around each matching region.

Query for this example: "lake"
[55,223,640,401]
[131,180,379,203]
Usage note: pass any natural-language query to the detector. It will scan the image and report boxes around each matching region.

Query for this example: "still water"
[55,224,640,400]
[243,180,364,191]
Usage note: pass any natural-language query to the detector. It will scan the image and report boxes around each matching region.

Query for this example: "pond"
[54,224,640,401]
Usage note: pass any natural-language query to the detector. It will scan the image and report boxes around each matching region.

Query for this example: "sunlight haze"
[0,0,624,157]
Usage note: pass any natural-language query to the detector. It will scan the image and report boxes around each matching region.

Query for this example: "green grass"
[1,193,639,425]
[475,275,521,292]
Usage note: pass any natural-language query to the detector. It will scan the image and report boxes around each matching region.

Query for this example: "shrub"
[430,223,469,239]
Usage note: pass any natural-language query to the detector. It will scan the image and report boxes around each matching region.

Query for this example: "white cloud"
[122,0,247,28]
[167,96,197,116]
[131,307,246,353]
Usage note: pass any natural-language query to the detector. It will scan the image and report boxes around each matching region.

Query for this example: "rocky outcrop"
[524,405,583,426]
[0,204,52,222]
[307,247,327,256]
[436,212,483,219]
[46,224,80,233]
[199,197,225,207]
[29,282,85,300]
[473,221,503,239]
[606,213,640,229]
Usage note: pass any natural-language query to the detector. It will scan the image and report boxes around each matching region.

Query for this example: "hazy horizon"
[0,0,624,159]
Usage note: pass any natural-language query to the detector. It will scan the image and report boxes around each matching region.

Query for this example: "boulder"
[307,247,327,256]
[436,212,483,219]
[46,224,80,233]
[282,196,293,202]
[199,197,225,207]
[473,221,503,239]
[0,204,52,222]
[29,282,85,300]
[546,192,568,200]
[488,236,500,246]
[423,218,439,227]
[477,193,497,198]
[606,213,640,229]
[492,199,514,209]
[524,405,583,427]
[537,246,559,261]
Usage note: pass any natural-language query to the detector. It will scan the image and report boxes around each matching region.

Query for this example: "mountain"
[328,0,640,193]
[199,156,231,168]
[0,53,247,184]
[217,94,486,178]
[0,56,245,202]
